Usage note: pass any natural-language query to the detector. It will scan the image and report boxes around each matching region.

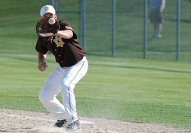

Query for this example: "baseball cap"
[40,5,56,16]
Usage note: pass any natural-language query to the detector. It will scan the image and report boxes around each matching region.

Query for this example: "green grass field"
[0,53,191,129]
[0,0,191,130]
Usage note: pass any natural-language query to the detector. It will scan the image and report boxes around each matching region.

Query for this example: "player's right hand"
[38,62,48,72]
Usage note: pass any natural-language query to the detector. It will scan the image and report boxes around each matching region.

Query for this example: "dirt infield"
[0,109,190,133]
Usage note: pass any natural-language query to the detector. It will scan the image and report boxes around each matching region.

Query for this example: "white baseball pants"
[39,57,88,124]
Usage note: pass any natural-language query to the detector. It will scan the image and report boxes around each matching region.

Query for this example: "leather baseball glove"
[36,16,60,37]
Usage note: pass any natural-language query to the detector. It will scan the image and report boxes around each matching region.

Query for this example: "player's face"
[41,13,57,19]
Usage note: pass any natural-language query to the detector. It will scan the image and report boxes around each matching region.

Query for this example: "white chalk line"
[1,112,95,128]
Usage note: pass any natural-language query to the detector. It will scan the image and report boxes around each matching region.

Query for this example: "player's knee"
[39,92,49,104]
[61,80,70,89]
[39,94,45,103]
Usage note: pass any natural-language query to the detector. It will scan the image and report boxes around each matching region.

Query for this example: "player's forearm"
[38,52,47,64]
[37,52,48,71]
[55,30,73,39]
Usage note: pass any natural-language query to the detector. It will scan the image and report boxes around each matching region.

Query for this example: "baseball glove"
[36,16,60,37]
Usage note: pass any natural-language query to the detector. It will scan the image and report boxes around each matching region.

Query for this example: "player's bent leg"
[39,66,66,119]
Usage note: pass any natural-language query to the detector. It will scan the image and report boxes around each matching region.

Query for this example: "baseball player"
[35,5,88,130]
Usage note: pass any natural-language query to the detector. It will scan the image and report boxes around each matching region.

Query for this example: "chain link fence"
[53,0,191,61]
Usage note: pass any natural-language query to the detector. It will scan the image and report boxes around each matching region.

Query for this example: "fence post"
[56,0,59,10]
[80,0,86,50]
[144,0,148,59]
[177,0,181,61]
[112,0,116,57]
[50,0,54,6]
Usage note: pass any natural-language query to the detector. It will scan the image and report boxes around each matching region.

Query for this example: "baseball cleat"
[67,120,80,130]
[54,119,67,127]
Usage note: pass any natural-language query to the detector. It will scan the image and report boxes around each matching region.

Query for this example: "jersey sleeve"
[35,36,49,54]
[59,20,77,39]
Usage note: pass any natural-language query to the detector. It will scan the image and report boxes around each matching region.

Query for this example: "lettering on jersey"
[53,36,64,47]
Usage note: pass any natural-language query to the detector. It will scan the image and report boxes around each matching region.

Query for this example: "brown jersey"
[35,20,85,67]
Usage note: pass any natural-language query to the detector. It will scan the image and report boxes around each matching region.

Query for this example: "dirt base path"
[0,109,190,133]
